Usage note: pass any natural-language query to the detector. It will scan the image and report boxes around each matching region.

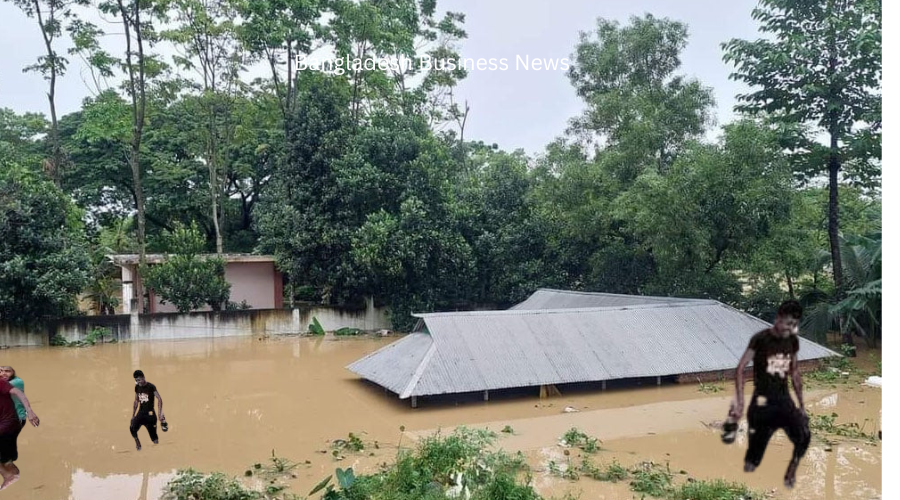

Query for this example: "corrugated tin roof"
[347,301,839,399]
[510,288,709,310]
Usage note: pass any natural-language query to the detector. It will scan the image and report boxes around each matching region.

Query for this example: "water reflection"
[70,470,174,500]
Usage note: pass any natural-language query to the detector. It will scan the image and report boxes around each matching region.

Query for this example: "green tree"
[163,0,245,254]
[722,0,882,305]
[144,222,231,312]
[453,146,563,305]
[567,14,715,181]
[615,120,793,298]
[0,108,48,171]
[3,0,88,185]
[0,165,91,324]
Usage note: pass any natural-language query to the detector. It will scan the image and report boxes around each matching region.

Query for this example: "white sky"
[0,0,760,155]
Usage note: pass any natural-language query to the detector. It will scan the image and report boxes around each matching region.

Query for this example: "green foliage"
[801,232,881,345]
[334,327,363,336]
[332,433,366,453]
[0,108,48,171]
[85,326,111,345]
[144,222,231,312]
[568,14,714,180]
[808,411,878,444]
[722,0,881,187]
[317,427,534,500]
[163,469,263,500]
[669,479,764,500]
[0,164,91,325]
[593,459,629,483]
[560,428,602,453]
[628,462,673,498]
[309,317,326,336]
[697,380,724,394]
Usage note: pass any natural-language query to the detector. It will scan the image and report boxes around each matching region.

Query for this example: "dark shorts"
[745,393,811,466]
[0,426,22,463]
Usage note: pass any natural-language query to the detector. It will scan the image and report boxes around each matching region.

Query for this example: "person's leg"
[744,397,776,472]
[147,415,159,444]
[130,416,143,450]
[781,401,811,488]
[0,436,19,490]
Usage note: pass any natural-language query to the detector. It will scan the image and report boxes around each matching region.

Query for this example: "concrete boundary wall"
[0,305,390,347]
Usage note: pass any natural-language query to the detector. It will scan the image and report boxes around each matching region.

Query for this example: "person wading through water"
[130,370,166,451]
[0,368,25,430]
[0,373,39,491]
[729,300,811,488]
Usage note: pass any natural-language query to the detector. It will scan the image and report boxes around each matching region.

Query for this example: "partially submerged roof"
[347,301,838,399]
[510,288,708,310]
[108,253,276,265]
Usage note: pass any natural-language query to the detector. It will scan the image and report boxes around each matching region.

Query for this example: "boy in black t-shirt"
[730,300,810,489]
[130,370,166,451]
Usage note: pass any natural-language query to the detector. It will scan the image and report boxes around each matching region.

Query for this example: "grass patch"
[670,479,765,500]
[807,345,859,385]
[629,462,673,498]
[577,457,628,482]
[502,425,515,434]
[809,412,879,443]
[332,432,366,452]
[560,428,602,453]
[696,375,726,394]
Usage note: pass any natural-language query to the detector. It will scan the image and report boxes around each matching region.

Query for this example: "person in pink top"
[0,377,39,491]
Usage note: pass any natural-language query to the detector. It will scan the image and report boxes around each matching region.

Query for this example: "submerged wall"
[0,305,390,347]
[0,323,47,347]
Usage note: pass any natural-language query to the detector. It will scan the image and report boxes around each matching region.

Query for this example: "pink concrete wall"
[226,261,276,309]
[150,261,277,313]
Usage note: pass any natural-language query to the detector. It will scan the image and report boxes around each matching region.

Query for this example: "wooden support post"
[411,396,418,408]
[484,390,489,402]
[602,380,607,391]
[656,376,662,386]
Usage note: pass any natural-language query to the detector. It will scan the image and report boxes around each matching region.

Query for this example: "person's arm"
[133,393,139,419]
[9,388,39,427]
[155,390,164,421]
[732,347,755,419]
[791,340,805,415]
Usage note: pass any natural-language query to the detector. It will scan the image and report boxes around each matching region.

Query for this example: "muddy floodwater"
[5,336,881,500]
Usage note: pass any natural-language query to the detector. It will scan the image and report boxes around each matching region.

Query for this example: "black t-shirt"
[135,382,157,415]
[748,329,799,397]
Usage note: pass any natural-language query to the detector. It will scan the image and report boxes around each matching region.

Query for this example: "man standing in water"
[0,374,39,491]
[130,370,166,451]
[730,300,810,488]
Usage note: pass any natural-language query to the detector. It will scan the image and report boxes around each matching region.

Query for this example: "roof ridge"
[531,288,706,301]
[399,340,437,399]
[416,300,721,320]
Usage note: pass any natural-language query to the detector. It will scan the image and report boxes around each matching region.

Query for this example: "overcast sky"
[0,0,760,155]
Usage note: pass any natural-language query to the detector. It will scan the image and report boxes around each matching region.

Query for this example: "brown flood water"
[5,336,881,500]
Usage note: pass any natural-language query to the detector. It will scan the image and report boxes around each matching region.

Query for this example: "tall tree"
[567,14,715,182]
[163,0,244,254]
[234,0,327,127]
[85,0,167,312]
[3,0,88,185]
[722,0,882,310]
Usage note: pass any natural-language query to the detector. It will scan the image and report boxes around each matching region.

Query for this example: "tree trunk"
[786,272,795,299]
[119,0,148,313]
[33,0,62,186]
[828,133,852,352]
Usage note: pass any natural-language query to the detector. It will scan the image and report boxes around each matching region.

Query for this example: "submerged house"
[347,290,838,407]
